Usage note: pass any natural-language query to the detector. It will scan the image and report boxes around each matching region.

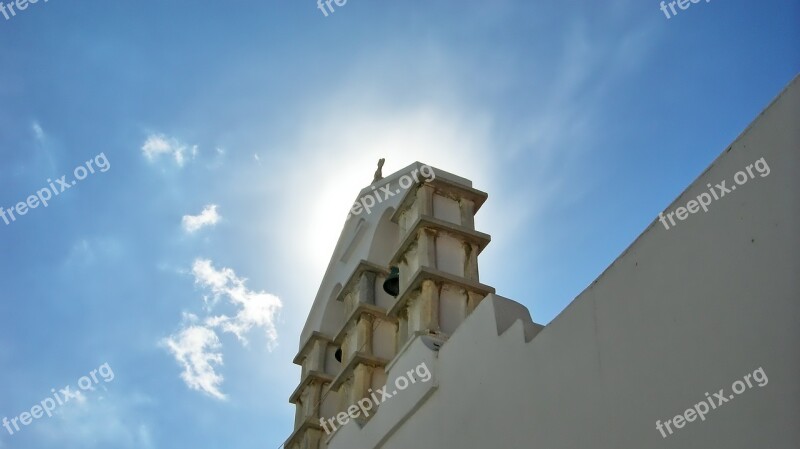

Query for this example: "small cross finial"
[373,158,385,183]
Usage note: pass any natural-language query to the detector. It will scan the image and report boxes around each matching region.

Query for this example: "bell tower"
[285,162,495,449]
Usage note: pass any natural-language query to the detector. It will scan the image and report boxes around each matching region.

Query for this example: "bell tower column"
[386,171,495,351]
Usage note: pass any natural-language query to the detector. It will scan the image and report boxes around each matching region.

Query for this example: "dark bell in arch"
[334,348,342,363]
[383,266,400,297]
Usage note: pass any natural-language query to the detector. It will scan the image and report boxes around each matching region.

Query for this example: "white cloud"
[32,121,45,141]
[182,204,221,233]
[162,325,226,400]
[141,134,197,167]
[29,120,57,172]
[192,259,282,346]
[163,259,282,399]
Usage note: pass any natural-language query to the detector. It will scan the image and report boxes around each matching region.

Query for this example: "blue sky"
[0,0,797,447]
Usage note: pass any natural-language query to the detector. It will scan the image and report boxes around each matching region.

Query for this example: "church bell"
[383,266,400,297]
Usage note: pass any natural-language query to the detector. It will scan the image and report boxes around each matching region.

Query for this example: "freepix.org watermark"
[0,152,110,227]
[659,157,770,231]
[316,0,348,17]
[659,0,712,20]
[0,0,51,22]
[347,165,435,220]
[655,366,768,438]
[320,361,432,435]
[2,362,115,437]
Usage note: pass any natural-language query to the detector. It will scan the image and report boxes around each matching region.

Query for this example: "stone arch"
[367,206,399,265]
[317,282,344,337]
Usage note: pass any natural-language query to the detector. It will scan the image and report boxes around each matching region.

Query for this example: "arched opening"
[367,207,399,265]
[317,283,344,338]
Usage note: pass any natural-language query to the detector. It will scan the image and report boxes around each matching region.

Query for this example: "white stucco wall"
[326,76,800,449]
[435,234,465,277]
[433,194,461,225]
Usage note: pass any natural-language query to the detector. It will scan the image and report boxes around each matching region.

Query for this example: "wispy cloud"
[162,259,282,399]
[192,259,282,346]
[32,121,45,141]
[162,325,226,400]
[182,205,221,233]
[29,120,57,172]
[62,237,124,268]
[141,134,197,167]
[31,391,156,448]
